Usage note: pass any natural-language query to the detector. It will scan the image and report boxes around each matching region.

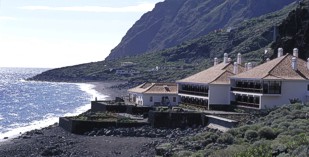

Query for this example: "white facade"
[208,84,230,105]
[129,93,179,106]
[230,79,309,109]
[178,82,231,109]
[261,80,308,109]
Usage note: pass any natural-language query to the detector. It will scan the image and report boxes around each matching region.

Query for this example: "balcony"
[231,101,260,109]
[232,81,281,95]
[179,89,208,97]
[231,87,263,93]
[181,96,208,106]
[231,86,281,94]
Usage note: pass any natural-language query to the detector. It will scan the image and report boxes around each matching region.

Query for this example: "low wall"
[209,105,235,111]
[91,101,153,115]
[148,111,205,128]
[205,115,238,130]
[59,117,149,134]
[91,101,127,113]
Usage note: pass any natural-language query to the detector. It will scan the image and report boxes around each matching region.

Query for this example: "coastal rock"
[41,146,64,156]
[155,143,172,156]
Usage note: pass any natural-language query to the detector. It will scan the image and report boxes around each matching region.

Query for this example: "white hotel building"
[177,53,245,109]
[230,48,309,109]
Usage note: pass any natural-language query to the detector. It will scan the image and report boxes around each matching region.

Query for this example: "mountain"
[106,0,296,60]
[29,2,298,84]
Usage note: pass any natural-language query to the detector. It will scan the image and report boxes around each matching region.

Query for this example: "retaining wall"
[59,117,149,134]
[91,101,153,115]
[148,111,205,128]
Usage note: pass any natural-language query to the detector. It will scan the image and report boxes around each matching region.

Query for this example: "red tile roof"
[177,62,245,84]
[128,83,178,94]
[232,54,309,80]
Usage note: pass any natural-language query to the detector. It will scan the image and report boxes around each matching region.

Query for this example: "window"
[173,97,176,102]
[150,96,153,102]
[263,81,281,94]
[307,84,309,91]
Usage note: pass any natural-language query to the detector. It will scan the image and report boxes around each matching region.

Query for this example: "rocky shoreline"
[84,125,217,139]
[0,122,222,157]
[0,124,162,157]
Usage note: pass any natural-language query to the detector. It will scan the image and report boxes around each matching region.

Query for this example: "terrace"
[178,84,209,97]
[231,94,260,109]
[231,80,281,94]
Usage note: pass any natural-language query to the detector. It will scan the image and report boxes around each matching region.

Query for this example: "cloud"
[18,3,156,13]
[0,16,16,20]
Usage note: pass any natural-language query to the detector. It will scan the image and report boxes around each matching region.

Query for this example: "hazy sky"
[0,0,163,68]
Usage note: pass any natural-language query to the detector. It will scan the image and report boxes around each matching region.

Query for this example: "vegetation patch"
[163,103,309,157]
[71,111,136,123]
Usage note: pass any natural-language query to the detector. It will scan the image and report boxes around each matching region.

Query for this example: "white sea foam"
[0,82,108,142]
[0,115,59,142]
[76,83,108,100]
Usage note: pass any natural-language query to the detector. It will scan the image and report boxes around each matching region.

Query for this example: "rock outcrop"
[107,0,296,60]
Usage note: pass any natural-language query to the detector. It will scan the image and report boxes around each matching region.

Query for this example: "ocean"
[0,68,107,141]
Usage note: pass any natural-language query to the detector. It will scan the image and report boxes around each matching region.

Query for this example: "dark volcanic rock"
[272,0,309,59]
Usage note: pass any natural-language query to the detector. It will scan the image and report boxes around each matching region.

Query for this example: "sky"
[0,0,163,68]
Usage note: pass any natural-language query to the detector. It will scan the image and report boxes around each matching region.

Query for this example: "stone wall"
[59,117,149,134]
[148,111,205,128]
[91,101,153,116]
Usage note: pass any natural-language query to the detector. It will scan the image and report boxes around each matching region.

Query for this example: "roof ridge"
[265,54,290,78]
[222,62,232,70]
[210,70,227,83]
[143,83,155,93]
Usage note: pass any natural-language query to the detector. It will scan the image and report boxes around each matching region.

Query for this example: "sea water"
[0,68,107,141]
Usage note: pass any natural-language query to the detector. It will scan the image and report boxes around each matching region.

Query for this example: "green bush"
[233,142,272,157]
[244,130,259,141]
[217,133,234,145]
[258,126,276,140]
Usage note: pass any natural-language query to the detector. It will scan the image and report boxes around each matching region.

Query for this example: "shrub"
[217,133,234,145]
[278,122,291,129]
[233,142,272,157]
[174,150,193,157]
[209,133,219,142]
[258,126,276,140]
[244,130,259,141]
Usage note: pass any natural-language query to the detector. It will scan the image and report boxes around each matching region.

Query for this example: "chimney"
[233,62,238,74]
[248,62,253,70]
[292,57,297,71]
[214,57,218,66]
[307,58,309,70]
[278,48,283,58]
[293,48,299,57]
[223,53,228,64]
[266,58,270,62]
[237,53,242,65]
[245,63,248,70]
[228,58,232,63]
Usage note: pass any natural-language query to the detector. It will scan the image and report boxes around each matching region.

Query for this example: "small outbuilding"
[128,83,179,106]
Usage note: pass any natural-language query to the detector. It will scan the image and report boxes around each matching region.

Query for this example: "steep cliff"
[107,0,296,60]
[272,0,309,59]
